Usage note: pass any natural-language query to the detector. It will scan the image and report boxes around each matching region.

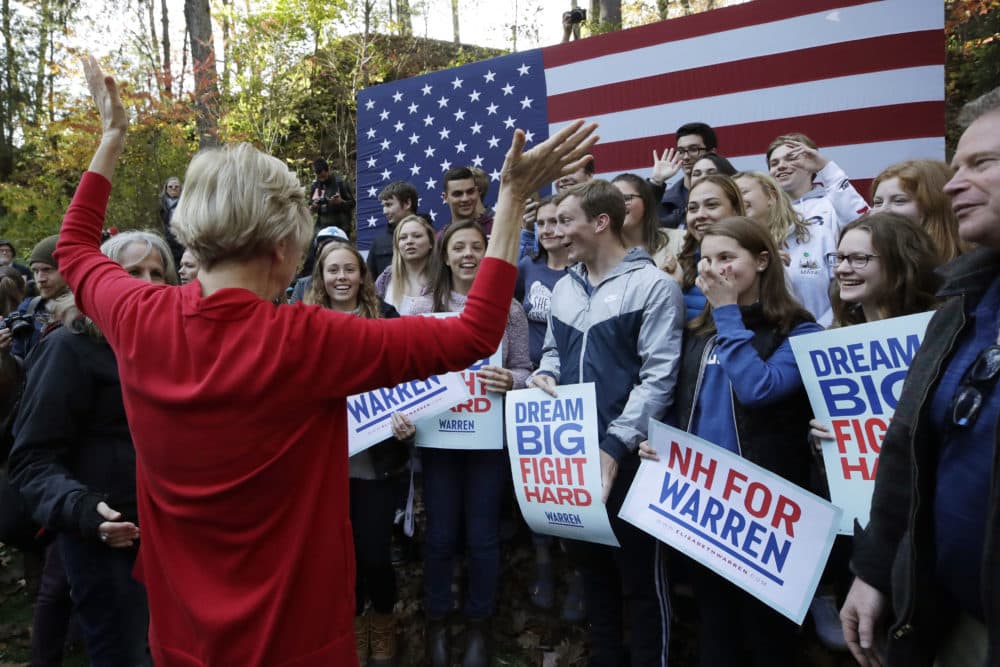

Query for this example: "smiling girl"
[675,174,747,321]
[375,214,436,315]
[411,219,532,667]
[303,240,412,666]
[641,217,822,664]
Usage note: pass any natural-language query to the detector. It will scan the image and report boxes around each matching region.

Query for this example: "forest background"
[0,0,997,255]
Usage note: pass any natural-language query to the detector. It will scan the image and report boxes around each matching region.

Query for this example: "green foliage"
[945,0,1000,153]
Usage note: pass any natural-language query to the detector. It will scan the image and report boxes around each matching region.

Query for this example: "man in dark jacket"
[841,86,1000,667]
[648,121,718,229]
[367,181,418,280]
[309,158,356,238]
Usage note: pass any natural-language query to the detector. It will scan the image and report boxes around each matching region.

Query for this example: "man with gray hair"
[841,86,1000,666]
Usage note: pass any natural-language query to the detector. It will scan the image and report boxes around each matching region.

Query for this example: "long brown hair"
[679,175,746,290]
[389,214,435,306]
[612,173,666,255]
[732,170,811,247]
[430,219,487,313]
[304,241,382,319]
[831,213,941,326]
[0,266,25,315]
[689,217,814,336]
[870,160,970,263]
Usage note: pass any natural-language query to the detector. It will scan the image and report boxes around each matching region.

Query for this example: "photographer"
[10,236,69,362]
[562,7,585,42]
[309,158,355,238]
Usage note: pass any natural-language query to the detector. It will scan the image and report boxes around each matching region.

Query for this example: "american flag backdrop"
[355,0,944,251]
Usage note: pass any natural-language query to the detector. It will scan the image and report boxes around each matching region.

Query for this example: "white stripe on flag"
[549,66,944,144]
[544,0,942,95]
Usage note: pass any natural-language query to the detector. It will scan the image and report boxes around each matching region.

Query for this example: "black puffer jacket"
[9,325,137,540]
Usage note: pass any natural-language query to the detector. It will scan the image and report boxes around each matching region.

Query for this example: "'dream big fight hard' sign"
[789,312,933,533]
[619,420,840,624]
[506,383,619,547]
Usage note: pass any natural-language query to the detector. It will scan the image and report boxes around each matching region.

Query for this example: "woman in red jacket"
[58,56,597,667]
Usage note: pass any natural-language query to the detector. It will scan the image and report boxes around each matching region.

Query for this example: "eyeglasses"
[952,345,1000,428]
[825,253,879,269]
[676,146,707,158]
[622,194,641,203]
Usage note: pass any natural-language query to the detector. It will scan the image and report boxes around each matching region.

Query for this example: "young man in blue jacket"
[529,178,683,666]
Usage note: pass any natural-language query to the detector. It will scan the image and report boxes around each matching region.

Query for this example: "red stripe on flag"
[547,31,944,121]
[587,102,945,174]
[543,0,876,68]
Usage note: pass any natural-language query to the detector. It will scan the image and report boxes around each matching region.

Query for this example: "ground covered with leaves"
[0,525,856,666]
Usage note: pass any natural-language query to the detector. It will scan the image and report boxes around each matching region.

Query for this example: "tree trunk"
[397,0,412,36]
[451,0,459,44]
[599,0,621,28]
[0,0,14,180]
[184,0,220,147]
[589,0,599,24]
[161,0,172,95]
[33,0,51,125]
[657,0,669,19]
[221,0,230,95]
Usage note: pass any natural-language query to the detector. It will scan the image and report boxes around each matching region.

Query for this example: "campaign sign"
[619,419,840,624]
[505,383,619,547]
[789,312,933,533]
[346,373,469,456]
[414,347,505,450]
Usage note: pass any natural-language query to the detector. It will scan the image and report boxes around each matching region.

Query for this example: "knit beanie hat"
[29,235,59,269]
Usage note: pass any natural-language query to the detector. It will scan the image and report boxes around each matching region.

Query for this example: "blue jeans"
[421,447,505,620]
[58,534,151,667]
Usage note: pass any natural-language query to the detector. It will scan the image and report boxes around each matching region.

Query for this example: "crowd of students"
[0,57,996,667]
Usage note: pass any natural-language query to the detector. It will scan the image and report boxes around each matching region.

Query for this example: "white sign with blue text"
[619,419,840,624]
[347,373,470,457]
[414,347,505,450]
[506,383,619,547]
[790,311,933,534]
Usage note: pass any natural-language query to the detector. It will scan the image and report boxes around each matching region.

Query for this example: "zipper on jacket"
[685,336,717,433]
[729,387,742,457]
[898,299,967,635]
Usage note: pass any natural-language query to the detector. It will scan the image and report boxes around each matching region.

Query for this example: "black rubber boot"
[425,616,450,667]
[461,618,491,667]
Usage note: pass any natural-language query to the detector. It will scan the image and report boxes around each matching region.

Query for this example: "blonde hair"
[733,171,811,247]
[303,241,382,319]
[171,143,312,270]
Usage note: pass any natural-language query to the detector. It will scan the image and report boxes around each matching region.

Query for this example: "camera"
[2,312,34,341]
[568,7,587,23]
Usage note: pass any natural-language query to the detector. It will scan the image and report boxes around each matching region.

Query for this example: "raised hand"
[651,147,683,185]
[81,54,127,180]
[784,140,829,174]
[695,257,740,308]
[499,120,599,199]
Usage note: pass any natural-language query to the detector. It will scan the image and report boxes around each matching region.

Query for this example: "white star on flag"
[520,96,533,109]
[483,70,496,82]
[394,150,405,163]
[423,115,435,126]
[517,63,531,76]
[503,116,516,129]
[379,109,390,120]
[455,141,467,153]
[470,122,482,135]
[394,121,405,132]
[365,99,375,110]
[502,83,514,96]
[421,84,432,95]
[451,76,463,89]
[489,168,501,182]
[368,216,378,227]
[437,96,449,108]
[366,128,376,139]
[410,164,421,175]
[425,177,437,190]
[487,136,500,148]
[367,186,378,198]
[454,109,466,121]
[438,127,450,140]
[366,156,377,168]
[424,146,436,157]
[408,103,418,114]
[409,133,420,144]
[486,103,498,115]
[380,139,391,150]
[524,130,535,143]
[429,210,438,221]
[392,91,403,102]
[469,90,481,102]
[440,159,452,171]
[471,154,484,167]
[380,168,391,180]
